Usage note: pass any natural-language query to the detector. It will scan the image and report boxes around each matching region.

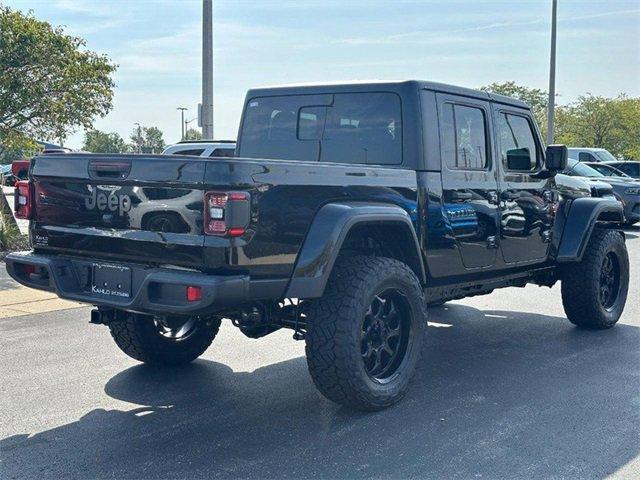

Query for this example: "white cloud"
[332,8,640,47]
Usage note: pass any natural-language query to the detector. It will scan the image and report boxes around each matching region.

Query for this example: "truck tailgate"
[30,154,207,267]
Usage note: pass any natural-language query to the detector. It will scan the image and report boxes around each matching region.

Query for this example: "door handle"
[450,191,473,201]
[88,160,131,180]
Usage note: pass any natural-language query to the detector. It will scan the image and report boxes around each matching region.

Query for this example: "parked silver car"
[564,159,640,225]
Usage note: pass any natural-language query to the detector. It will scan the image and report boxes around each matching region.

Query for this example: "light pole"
[177,107,188,140]
[202,0,214,139]
[547,0,558,144]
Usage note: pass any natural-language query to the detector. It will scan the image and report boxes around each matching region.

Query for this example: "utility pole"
[547,0,558,145]
[177,107,188,140]
[202,0,214,139]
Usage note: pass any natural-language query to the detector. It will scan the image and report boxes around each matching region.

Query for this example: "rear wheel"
[305,256,427,410]
[561,229,629,329]
[108,313,220,366]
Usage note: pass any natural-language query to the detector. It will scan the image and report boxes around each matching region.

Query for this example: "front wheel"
[108,313,221,366]
[561,229,629,329]
[305,256,427,410]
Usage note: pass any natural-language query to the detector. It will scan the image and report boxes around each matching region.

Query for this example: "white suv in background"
[568,147,618,163]
[162,140,236,157]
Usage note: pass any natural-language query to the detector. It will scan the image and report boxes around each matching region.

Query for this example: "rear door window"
[441,103,488,170]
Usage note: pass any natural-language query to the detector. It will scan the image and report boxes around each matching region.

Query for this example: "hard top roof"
[247,79,529,109]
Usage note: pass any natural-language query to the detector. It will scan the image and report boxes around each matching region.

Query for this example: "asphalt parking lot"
[1,228,638,480]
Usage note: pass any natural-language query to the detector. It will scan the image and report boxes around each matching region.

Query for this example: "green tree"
[0,145,27,164]
[480,81,548,137]
[82,130,127,153]
[129,126,166,154]
[555,94,640,159]
[184,128,202,141]
[0,6,116,151]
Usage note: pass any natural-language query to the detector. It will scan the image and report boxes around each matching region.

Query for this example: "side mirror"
[506,147,533,171]
[545,144,568,172]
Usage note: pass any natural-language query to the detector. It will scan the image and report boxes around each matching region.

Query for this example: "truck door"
[492,106,553,264]
[436,93,500,270]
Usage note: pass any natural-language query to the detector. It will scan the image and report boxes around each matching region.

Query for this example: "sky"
[5,0,640,149]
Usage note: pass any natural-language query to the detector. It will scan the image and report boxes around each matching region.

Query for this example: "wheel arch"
[285,202,425,298]
[555,197,625,263]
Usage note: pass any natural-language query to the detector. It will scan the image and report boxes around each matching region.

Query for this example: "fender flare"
[285,202,425,298]
[556,197,624,262]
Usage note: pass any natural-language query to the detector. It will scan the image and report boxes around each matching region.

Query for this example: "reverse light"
[204,191,250,237]
[14,181,33,219]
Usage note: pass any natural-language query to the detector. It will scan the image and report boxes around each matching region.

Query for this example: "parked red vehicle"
[11,159,30,179]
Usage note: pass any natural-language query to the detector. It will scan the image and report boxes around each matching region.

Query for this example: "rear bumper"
[4,251,250,315]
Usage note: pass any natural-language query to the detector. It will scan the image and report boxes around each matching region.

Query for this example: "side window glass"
[210,148,235,158]
[497,113,539,171]
[442,104,488,170]
[172,148,205,156]
[320,92,402,165]
[579,152,594,162]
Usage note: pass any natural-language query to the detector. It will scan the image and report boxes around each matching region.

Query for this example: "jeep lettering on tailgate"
[85,188,132,216]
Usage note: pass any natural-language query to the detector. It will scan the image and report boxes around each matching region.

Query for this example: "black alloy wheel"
[361,289,411,382]
[599,252,621,310]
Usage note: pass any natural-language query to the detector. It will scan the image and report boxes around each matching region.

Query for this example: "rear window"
[239,92,402,165]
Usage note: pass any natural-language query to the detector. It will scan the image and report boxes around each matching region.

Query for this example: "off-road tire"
[108,313,221,366]
[561,229,629,329]
[305,256,427,410]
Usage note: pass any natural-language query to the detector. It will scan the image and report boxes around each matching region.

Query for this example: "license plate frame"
[91,263,132,298]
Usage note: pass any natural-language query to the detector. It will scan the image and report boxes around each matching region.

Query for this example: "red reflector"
[21,264,36,275]
[227,227,245,237]
[227,192,248,201]
[186,286,202,302]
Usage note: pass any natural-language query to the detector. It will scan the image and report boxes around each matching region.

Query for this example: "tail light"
[204,191,250,237]
[14,180,34,219]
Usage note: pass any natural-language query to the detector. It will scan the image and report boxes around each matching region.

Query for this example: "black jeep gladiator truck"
[6,80,630,410]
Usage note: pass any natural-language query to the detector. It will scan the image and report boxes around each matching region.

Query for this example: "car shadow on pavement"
[2,304,639,479]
